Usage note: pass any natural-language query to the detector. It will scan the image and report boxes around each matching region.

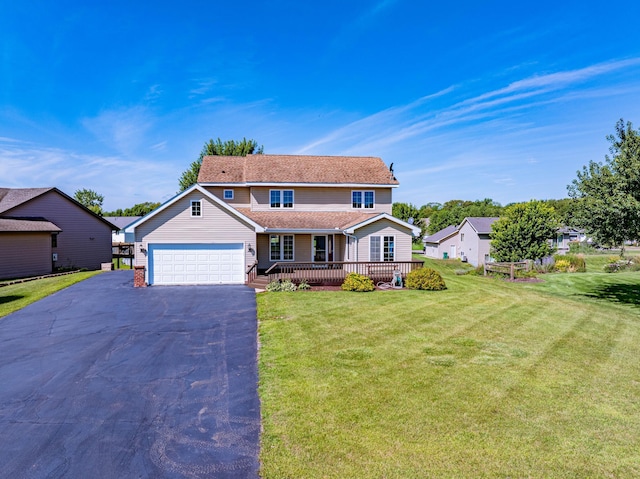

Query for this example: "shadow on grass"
[584,283,640,307]
[0,295,25,305]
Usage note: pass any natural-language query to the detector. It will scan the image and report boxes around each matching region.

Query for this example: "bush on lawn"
[406,267,447,291]
[553,254,586,273]
[341,273,375,292]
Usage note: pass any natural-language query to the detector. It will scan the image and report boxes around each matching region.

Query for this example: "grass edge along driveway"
[0,271,101,318]
[257,258,640,478]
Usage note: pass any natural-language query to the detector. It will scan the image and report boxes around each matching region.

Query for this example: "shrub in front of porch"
[406,267,447,291]
[341,273,375,292]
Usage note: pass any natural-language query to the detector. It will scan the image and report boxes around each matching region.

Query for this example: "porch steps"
[248,274,270,290]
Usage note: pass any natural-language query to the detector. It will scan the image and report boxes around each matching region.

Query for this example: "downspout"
[343,231,358,261]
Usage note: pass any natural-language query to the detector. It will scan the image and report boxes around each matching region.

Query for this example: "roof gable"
[344,213,421,236]
[124,185,265,233]
[198,154,399,185]
[461,217,499,234]
[0,187,117,230]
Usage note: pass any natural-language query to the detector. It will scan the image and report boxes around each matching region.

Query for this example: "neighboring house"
[551,227,587,254]
[125,154,420,285]
[0,188,116,279]
[423,225,458,260]
[104,216,141,243]
[423,217,499,267]
[0,217,62,279]
[457,217,499,266]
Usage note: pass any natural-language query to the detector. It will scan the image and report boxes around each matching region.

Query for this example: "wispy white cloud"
[82,106,155,156]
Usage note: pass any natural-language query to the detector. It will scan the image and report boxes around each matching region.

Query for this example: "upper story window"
[191,200,202,217]
[352,190,375,209]
[460,233,465,242]
[270,189,294,208]
[223,189,234,200]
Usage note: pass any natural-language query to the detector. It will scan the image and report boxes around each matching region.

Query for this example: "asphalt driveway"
[0,270,260,478]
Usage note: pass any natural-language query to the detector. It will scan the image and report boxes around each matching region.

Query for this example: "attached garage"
[149,243,245,285]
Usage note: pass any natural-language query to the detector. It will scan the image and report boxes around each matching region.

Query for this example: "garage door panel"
[150,244,245,285]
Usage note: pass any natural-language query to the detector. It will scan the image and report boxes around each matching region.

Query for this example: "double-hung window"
[270,234,294,261]
[352,190,374,209]
[370,235,394,261]
[191,200,202,217]
[270,190,294,208]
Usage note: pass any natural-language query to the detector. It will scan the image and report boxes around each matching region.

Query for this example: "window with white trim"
[352,190,374,209]
[370,235,394,261]
[270,189,294,208]
[223,189,234,200]
[270,234,294,261]
[191,200,202,217]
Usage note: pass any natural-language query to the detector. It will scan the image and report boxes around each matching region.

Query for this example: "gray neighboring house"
[457,217,499,266]
[0,188,116,279]
[423,225,459,260]
[423,217,499,267]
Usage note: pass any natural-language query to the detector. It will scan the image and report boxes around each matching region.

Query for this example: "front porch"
[262,260,424,285]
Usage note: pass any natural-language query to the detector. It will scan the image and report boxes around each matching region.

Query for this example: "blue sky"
[2,0,640,211]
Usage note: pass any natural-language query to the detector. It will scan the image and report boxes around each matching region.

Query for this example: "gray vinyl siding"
[250,187,392,213]
[7,191,113,270]
[0,232,53,279]
[353,219,414,262]
[133,191,256,273]
[203,186,251,207]
[424,233,459,260]
[458,222,492,266]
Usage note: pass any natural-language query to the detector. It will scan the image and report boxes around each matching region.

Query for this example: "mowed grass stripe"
[258,259,640,478]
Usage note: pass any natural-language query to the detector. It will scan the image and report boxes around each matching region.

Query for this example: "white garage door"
[149,243,245,285]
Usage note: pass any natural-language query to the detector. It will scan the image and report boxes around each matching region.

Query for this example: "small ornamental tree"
[490,200,559,262]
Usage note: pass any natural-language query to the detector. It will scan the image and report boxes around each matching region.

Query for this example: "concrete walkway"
[0,270,260,478]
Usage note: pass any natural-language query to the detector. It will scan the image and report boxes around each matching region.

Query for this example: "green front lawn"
[0,271,101,318]
[258,257,640,478]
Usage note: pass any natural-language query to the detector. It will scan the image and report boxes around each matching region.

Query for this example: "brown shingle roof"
[198,154,398,185]
[235,209,379,230]
[0,188,53,214]
[0,217,62,232]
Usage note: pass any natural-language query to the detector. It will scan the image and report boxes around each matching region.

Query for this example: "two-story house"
[125,154,420,286]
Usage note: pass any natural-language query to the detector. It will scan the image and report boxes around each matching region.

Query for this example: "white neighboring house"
[104,216,141,244]
[551,227,588,254]
[423,217,499,267]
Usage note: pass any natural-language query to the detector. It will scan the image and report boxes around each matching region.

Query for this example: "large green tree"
[392,202,425,242]
[490,200,558,262]
[568,119,640,254]
[74,188,104,215]
[178,138,264,192]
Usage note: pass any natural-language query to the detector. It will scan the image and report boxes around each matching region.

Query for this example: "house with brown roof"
[125,154,421,285]
[0,188,116,280]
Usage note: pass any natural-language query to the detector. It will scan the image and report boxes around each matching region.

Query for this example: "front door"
[313,236,326,262]
[450,244,457,259]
